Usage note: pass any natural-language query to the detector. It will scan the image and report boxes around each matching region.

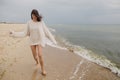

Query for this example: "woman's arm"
[9,22,30,38]
[42,20,57,45]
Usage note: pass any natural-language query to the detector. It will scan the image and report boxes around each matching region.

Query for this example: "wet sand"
[0,24,120,80]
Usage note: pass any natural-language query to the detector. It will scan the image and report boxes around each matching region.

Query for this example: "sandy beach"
[0,24,120,80]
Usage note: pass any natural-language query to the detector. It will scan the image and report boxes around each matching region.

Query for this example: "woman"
[9,9,57,76]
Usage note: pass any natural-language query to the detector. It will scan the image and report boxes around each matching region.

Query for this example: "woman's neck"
[32,19,37,22]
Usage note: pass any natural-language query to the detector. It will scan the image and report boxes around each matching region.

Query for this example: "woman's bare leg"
[37,45,46,75]
[30,45,39,65]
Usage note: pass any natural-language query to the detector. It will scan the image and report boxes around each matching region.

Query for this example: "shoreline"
[0,24,120,80]
[54,34,120,77]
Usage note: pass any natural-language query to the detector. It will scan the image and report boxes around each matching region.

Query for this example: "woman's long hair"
[31,9,42,22]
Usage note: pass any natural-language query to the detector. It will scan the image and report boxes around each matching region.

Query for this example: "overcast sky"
[0,0,120,24]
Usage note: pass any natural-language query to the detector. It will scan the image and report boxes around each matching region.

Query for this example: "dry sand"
[0,24,120,80]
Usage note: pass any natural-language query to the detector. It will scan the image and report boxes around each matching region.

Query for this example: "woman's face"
[32,14,37,20]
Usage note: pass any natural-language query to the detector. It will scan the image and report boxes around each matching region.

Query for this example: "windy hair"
[31,9,42,22]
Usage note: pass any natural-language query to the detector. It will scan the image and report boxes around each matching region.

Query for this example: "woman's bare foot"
[41,71,46,76]
[34,63,39,70]
[35,63,39,67]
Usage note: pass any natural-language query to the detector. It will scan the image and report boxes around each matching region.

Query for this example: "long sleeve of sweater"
[42,21,57,45]
[10,23,30,38]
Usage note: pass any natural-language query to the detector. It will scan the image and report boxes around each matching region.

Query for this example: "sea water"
[49,24,120,76]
